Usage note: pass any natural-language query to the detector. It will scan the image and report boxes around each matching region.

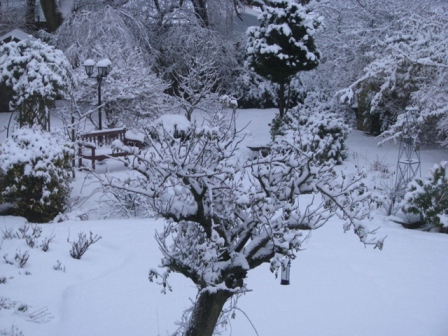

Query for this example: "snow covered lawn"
[1,109,448,336]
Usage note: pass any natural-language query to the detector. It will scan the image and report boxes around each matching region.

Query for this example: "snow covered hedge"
[402,161,448,233]
[0,128,74,223]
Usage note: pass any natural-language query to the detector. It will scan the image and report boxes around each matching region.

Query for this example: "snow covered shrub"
[69,231,102,260]
[275,97,350,164]
[1,228,15,240]
[0,128,74,223]
[102,180,150,218]
[232,69,277,109]
[402,161,448,233]
[14,224,42,248]
[0,324,24,336]
[3,250,30,268]
[40,234,55,252]
[14,249,30,268]
[0,38,74,130]
[53,260,65,272]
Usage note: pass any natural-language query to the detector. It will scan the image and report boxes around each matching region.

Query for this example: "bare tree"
[150,21,238,120]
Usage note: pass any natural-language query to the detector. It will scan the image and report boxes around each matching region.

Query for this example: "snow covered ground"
[1,109,448,336]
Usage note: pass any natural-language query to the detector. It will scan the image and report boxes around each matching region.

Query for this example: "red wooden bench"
[78,128,143,170]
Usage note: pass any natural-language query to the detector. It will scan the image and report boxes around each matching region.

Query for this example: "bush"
[0,127,73,223]
[275,97,350,165]
[0,38,74,130]
[402,161,448,232]
[69,231,102,260]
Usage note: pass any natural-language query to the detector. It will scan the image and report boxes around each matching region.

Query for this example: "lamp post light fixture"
[84,58,112,130]
[280,258,291,285]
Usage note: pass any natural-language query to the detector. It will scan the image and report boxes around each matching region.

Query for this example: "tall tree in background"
[55,7,169,130]
[246,0,321,120]
[150,21,237,120]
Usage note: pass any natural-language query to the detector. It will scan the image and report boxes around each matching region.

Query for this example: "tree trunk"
[278,81,286,119]
[185,289,233,336]
[40,0,63,32]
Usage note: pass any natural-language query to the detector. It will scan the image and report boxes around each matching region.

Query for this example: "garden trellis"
[393,107,421,202]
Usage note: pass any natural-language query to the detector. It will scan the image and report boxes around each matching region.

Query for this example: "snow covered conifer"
[277,94,350,164]
[246,0,321,119]
[402,161,448,233]
[0,38,74,130]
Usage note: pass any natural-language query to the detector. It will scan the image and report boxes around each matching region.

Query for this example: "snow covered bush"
[272,95,349,164]
[402,161,448,233]
[0,38,74,130]
[103,110,382,336]
[232,69,277,109]
[69,231,102,260]
[0,128,74,223]
[0,323,24,336]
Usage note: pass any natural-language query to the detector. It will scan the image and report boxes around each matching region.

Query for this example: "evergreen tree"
[246,0,321,119]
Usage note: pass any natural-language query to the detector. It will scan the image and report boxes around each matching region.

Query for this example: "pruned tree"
[102,110,384,336]
[172,46,224,121]
[0,38,75,131]
[245,0,321,120]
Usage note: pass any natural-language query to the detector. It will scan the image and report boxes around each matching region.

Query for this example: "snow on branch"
[101,110,384,300]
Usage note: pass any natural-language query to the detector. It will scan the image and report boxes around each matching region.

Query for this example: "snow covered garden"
[1,0,448,335]
[0,109,447,336]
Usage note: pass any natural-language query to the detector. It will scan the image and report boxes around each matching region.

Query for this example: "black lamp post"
[280,258,291,285]
[84,58,112,130]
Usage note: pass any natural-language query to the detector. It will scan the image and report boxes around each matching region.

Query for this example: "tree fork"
[185,289,233,336]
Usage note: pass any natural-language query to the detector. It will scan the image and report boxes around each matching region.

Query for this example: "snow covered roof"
[0,29,37,44]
